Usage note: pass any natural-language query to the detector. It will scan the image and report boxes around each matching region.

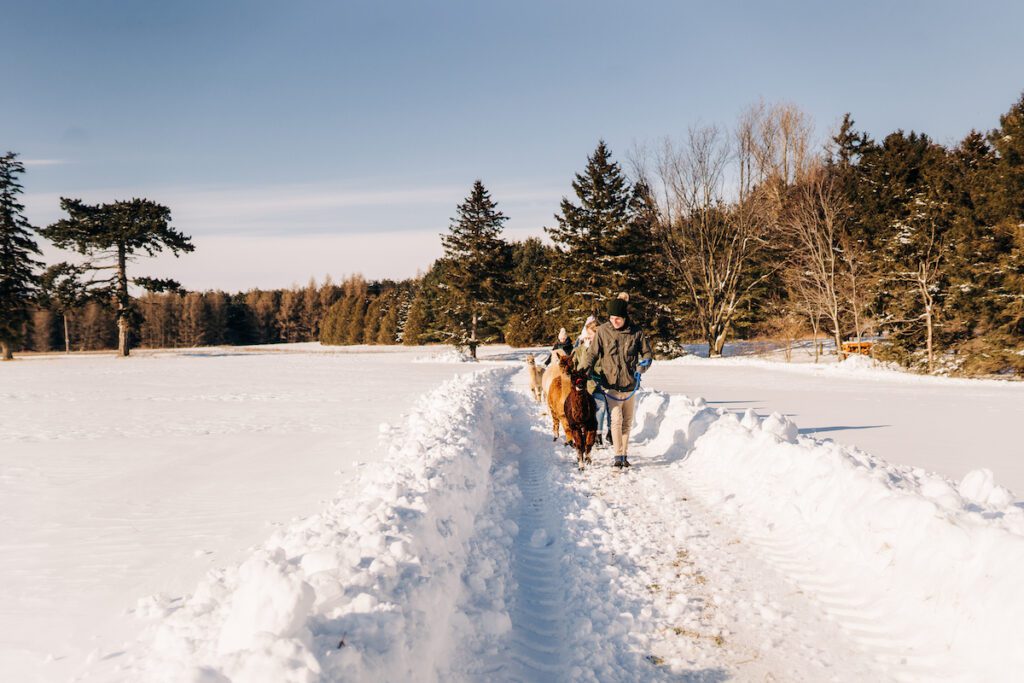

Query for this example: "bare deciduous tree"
[902,224,944,372]
[654,125,778,356]
[782,169,848,358]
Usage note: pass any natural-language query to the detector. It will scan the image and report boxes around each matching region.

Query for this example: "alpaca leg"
[560,418,573,445]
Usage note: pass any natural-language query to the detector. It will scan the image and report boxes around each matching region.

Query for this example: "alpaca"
[525,355,544,402]
[541,348,566,398]
[545,353,574,443]
[563,365,598,470]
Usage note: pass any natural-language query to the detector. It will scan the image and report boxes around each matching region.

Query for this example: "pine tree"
[0,152,43,360]
[301,278,320,340]
[363,288,384,343]
[401,287,430,345]
[246,290,279,343]
[504,237,556,346]
[38,263,90,352]
[830,113,871,166]
[617,180,678,341]
[40,198,193,356]
[859,131,955,369]
[546,141,636,323]
[440,180,511,357]
[179,292,204,347]
[276,289,303,343]
[205,291,229,345]
[987,93,1024,346]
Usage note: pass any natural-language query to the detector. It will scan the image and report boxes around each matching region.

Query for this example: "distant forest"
[4,93,1023,375]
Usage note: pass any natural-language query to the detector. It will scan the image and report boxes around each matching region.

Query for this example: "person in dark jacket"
[583,293,653,468]
[544,327,574,366]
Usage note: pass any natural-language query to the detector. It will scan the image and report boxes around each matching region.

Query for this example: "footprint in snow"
[529,528,554,548]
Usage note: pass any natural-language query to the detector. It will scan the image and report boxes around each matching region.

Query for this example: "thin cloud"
[23,179,564,236]
[21,159,72,167]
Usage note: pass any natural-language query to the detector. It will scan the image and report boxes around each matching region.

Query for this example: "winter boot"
[595,433,603,447]
[621,455,631,468]
[613,456,624,469]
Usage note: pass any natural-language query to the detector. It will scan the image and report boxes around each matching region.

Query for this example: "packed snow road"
[3,345,1023,681]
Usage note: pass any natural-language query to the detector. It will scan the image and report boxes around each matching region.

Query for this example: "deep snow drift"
[647,353,1024,493]
[0,346,484,681]
[4,345,1023,682]
[631,390,1024,681]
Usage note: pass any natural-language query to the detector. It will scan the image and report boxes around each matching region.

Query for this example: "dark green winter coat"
[583,319,653,392]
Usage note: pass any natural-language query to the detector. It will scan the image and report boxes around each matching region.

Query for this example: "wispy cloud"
[23,179,564,236]
[38,230,447,291]
[21,158,72,167]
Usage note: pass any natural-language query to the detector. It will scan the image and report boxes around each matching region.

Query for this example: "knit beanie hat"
[558,327,568,342]
[607,292,629,318]
[579,315,597,341]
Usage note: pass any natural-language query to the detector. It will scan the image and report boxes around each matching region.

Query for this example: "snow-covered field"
[2,344,1022,682]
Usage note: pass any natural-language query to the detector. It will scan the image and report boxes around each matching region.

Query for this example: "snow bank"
[661,350,1020,386]
[635,391,1024,679]
[411,348,477,363]
[135,368,516,682]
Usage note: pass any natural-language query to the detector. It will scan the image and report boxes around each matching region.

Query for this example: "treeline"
[4,92,1023,374]
[24,279,350,352]
[383,94,1024,374]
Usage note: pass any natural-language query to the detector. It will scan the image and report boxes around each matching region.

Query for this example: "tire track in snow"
[734,513,954,679]
[505,438,569,681]
[581,451,884,681]
[492,386,678,682]
[678,474,950,681]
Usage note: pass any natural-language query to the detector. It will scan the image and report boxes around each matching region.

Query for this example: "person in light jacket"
[572,316,611,447]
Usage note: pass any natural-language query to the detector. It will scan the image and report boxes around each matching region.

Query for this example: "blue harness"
[594,359,651,403]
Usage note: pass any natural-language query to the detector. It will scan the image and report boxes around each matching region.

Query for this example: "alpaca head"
[568,366,589,392]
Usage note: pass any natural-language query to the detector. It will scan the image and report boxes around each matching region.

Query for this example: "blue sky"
[6,0,1024,288]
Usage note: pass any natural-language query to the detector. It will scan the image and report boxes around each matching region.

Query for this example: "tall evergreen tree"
[440,180,511,357]
[987,93,1024,344]
[546,141,635,322]
[503,237,556,346]
[830,113,871,167]
[40,198,193,356]
[0,152,42,360]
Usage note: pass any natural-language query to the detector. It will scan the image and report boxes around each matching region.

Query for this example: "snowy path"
[493,398,881,681]
[506,437,568,681]
[459,385,890,681]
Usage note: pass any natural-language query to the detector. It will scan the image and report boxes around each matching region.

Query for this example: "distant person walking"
[572,316,611,447]
[545,327,574,366]
[583,293,653,468]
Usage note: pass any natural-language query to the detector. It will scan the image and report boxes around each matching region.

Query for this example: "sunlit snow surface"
[2,343,1022,681]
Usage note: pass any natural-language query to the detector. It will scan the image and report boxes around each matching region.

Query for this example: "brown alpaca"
[545,354,574,443]
[563,366,598,470]
[525,355,544,402]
